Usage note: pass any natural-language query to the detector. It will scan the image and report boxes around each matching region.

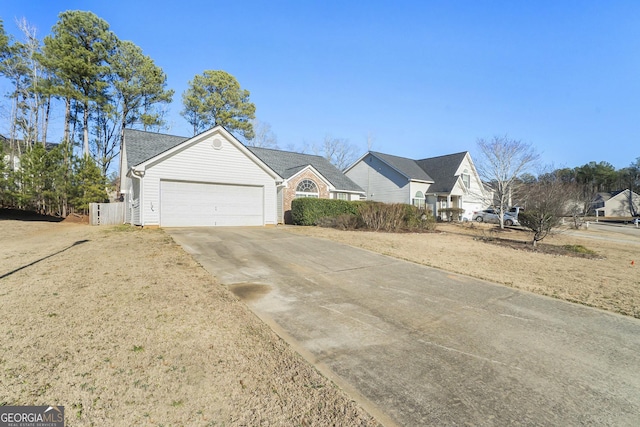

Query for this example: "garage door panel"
[161,180,263,227]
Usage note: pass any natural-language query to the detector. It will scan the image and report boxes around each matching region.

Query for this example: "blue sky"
[1,1,639,170]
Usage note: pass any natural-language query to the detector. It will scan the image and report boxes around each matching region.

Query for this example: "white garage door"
[160,180,264,227]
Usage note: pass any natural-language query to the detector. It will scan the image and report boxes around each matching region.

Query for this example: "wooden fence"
[89,202,125,226]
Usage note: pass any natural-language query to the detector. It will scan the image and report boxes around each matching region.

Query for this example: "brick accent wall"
[283,170,330,223]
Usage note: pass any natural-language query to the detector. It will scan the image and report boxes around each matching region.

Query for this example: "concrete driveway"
[168,227,640,426]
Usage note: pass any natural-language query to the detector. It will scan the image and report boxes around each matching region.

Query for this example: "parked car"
[472,209,519,226]
[507,206,525,218]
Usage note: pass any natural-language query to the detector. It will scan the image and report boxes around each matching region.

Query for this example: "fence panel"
[89,202,125,226]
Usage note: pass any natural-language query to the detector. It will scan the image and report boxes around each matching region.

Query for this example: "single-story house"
[592,189,640,217]
[344,151,486,220]
[246,146,364,223]
[120,126,364,227]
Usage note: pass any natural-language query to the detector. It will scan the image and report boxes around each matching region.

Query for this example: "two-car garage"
[123,127,280,227]
[159,180,264,227]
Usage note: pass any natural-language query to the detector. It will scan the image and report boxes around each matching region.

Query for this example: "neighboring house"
[345,151,485,220]
[592,189,640,217]
[120,126,364,227]
[1,134,58,171]
[247,147,364,223]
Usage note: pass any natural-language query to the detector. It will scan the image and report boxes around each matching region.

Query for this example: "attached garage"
[160,180,264,227]
[121,126,281,227]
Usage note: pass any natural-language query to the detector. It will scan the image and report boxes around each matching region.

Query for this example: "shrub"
[403,204,437,231]
[438,207,464,222]
[317,214,361,230]
[562,244,596,255]
[519,209,562,246]
[293,199,436,232]
[291,198,360,226]
[358,202,435,232]
[358,202,400,231]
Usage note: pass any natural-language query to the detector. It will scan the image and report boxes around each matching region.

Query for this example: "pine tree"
[181,70,256,138]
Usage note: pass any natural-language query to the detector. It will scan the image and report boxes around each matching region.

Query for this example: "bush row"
[291,198,436,232]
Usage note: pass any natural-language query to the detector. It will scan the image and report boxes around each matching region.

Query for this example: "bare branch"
[475,135,540,228]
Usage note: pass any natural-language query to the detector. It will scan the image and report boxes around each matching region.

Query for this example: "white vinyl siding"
[454,155,485,200]
[141,132,277,226]
[453,155,486,220]
[346,154,411,203]
[160,180,263,226]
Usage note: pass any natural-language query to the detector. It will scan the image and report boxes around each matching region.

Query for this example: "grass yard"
[1,216,638,426]
[0,220,377,426]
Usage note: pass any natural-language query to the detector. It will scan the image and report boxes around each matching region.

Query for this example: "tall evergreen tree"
[110,40,173,174]
[42,11,117,156]
[70,155,107,213]
[181,70,255,138]
[0,19,10,61]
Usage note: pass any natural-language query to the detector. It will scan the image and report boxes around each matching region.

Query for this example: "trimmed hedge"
[291,198,361,226]
[291,198,436,231]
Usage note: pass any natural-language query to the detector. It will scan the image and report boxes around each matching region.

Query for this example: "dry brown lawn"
[2,218,638,427]
[0,220,378,426]
[287,222,640,318]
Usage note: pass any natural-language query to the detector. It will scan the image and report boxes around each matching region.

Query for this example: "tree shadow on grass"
[0,240,89,279]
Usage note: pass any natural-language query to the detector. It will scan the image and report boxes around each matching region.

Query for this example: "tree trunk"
[83,100,90,157]
[63,96,71,145]
[42,95,51,147]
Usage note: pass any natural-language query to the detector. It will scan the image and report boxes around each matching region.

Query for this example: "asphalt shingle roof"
[416,152,468,193]
[248,146,364,192]
[123,129,363,192]
[124,129,188,168]
[370,151,434,182]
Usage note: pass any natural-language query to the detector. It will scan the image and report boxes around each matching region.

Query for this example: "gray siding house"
[345,151,486,220]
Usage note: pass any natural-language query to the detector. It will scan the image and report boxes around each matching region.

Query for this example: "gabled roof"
[122,128,363,193]
[247,146,364,192]
[609,189,640,200]
[415,152,468,193]
[369,151,434,182]
[124,129,188,168]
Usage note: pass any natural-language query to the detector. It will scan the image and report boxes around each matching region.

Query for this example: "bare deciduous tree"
[564,182,597,229]
[518,172,569,246]
[246,119,278,148]
[475,135,539,228]
[311,135,358,170]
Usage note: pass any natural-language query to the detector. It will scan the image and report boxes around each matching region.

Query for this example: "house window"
[336,192,348,200]
[462,169,470,189]
[413,191,425,208]
[296,179,319,198]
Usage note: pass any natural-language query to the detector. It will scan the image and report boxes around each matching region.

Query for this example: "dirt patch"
[480,238,601,258]
[0,221,378,426]
[286,222,640,318]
